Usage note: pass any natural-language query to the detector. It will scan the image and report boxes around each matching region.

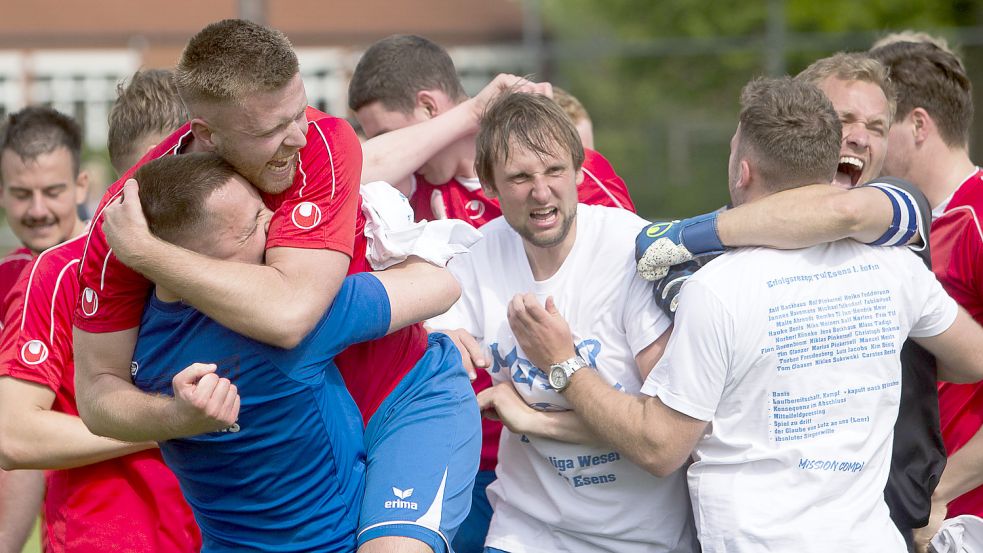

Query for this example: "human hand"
[441,328,488,380]
[635,212,724,281]
[913,497,947,553]
[102,179,154,267]
[654,259,704,320]
[470,73,553,120]
[507,294,575,371]
[476,380,536,435]
[169,363,240,437]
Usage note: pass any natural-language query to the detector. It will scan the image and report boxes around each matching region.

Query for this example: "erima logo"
[20,340,48,365]
[385,487,418,510]
[218,423,240,433]
[465,199,485,220]
[645,221,676,239]
[291,202,322,229]
[81,288,99,316]
[130,361,139,377]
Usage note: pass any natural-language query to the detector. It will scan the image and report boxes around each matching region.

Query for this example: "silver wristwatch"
[548,355,590,392]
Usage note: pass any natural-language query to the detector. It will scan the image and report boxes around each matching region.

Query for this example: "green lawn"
[21,518,39,553]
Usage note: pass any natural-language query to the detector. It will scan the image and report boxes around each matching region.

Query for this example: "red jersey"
[0,247,33,328]
[0,234,200,552]
[933,168,983,518]
[409,148,635,231]
[418,149,637,471]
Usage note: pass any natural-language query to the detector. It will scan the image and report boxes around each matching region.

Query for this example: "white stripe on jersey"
[581,167,624,209]
[940,205,983,243]
[20,233,86,336]
[0,252,33,266]
[310,121,337,200]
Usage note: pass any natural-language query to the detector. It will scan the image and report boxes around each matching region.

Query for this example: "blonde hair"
[108,69,188,173]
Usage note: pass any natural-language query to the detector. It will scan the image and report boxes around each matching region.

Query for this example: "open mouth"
[267,155,295,173]
[835,156,864,188]
[530,207,557,224]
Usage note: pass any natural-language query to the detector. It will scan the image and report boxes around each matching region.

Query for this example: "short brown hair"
[176,19,298,107]
[737,77,841,190]
[134,152,237,246]
[0,106,82,181]
[872,30,953,53]
[552,87,590,125]
[474,92,585,187]
[108,69,188,173]
[348,35,467,113]
[869,40,972,148]
[796,52,896,120]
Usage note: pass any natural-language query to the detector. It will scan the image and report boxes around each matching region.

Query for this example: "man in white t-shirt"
[429,92,697,552]
[510,76,983,552]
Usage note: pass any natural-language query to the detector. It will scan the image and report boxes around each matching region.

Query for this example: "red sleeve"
[73,195,152,333]
[0,245,78,395]
[264,115,362,255]
[579,149,636,213]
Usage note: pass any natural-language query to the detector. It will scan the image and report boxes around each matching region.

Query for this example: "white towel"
[932,515,983,553]
[360,181,482,270]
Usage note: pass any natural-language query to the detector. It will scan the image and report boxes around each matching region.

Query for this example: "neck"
[522,219,578,281]
[914,138,976,208]
[155,285,182,303]
[451,134,477,180]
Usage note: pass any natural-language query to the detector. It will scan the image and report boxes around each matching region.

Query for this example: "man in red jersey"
[0,106,89,552]
[75,19,477,553]
[869,36,983,548]
[349,34,638,553]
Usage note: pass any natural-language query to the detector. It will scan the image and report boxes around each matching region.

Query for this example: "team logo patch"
[645,222,675,239]
[465,199,485,221]
[81,287,99,316]
[21,340,49,365]
[291,202,322,229]
[385,486,418,510]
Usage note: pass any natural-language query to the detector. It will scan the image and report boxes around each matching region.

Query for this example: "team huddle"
[0,18,981,553]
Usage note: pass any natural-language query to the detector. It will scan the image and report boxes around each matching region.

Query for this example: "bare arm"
[717,184,904,248]
[372,256,461,333]
[0,377,153,470]
[75,328,239,443]
[0,469,43,553]
[913,307,983,383]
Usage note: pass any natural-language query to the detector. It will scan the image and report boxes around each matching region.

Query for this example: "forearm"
[517,409,609,447]
[361,99,480,185]
[935,426,983,506]
[717,185,889,248]
[127,239,343,347]
[79,372,182,443]
[377,257,462,332]
[0,469,43,553]
[0,408,152,470]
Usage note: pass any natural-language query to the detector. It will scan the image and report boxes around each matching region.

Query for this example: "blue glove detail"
[635,212,724,263]
[654,259,703,321]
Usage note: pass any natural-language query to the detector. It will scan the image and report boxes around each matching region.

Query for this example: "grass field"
[21,518,39,553]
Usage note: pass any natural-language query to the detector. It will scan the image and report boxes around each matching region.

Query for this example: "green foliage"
[542,0,981,218]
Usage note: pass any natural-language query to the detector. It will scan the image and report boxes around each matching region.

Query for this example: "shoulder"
[0,248,33,277]
[578,203,647,238]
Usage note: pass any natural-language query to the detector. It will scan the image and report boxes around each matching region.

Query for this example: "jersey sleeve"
[264,116,362,255]
[640,279,733,422]
[74,201,152,333]
[0,257,75,392]
[426,252,484,339]
[622,271,672,357]
[301,273,392,360]
[864,177,928,250]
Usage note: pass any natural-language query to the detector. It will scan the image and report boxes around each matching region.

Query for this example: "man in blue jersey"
[82,152,470,552]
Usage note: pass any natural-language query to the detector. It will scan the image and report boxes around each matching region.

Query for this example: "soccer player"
[107,68,189,175]
[430,92,697,552]
[75,20,478,552]
[532,76,983,551]
[0,106,91,552]
[869,37,983,545]
[350,36,637,551]
[85,151,470,552]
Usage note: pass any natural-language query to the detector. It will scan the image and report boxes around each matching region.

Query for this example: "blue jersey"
[132,274,391,552]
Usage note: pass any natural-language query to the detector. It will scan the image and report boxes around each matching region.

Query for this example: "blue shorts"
[358,333,481,553]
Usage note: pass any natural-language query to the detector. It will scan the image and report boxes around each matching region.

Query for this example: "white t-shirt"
[432,204,697,553]
[640,241,958,552]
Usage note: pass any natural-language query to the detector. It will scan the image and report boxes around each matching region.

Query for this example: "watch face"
[549,366,569,390]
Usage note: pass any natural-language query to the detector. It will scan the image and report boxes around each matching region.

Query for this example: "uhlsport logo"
[291,202,322,229]
[385,487,418,510]
[645,221,677,239]
[20,340,49,365]
[465,199,485,221]
[81,287,99,316]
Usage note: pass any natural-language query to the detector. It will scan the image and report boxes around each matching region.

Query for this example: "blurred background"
[0,0,982,241]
